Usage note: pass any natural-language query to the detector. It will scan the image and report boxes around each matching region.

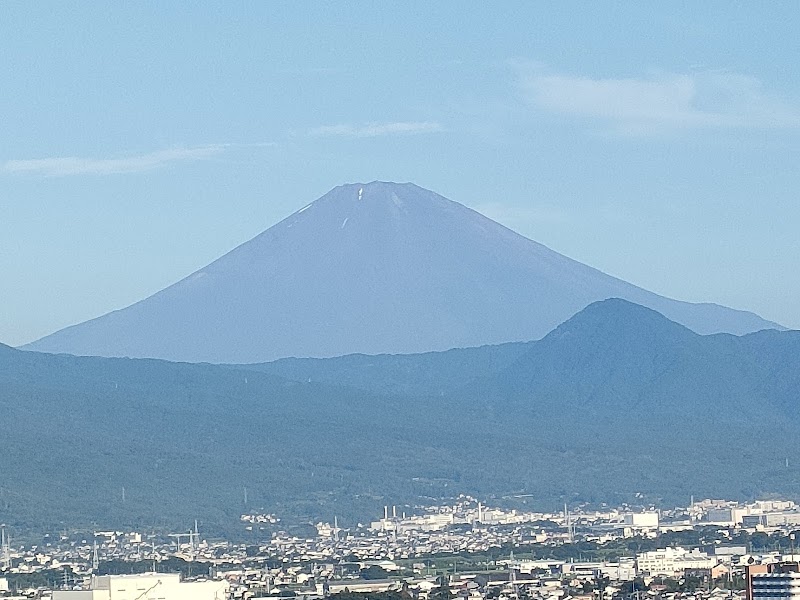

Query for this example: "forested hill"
[472,298,800,422]
[2,299,799,533]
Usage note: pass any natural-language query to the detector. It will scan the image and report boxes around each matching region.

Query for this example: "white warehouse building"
[52,573,228,600]
[624,512,659,529]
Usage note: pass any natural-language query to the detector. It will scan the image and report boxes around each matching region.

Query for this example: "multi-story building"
[747,562,800,600]
[636,547,716,576]
[743,513,800,528]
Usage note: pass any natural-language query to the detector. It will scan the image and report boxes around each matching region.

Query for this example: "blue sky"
[2,2,799,345]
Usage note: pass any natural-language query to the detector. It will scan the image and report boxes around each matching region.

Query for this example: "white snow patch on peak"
[297,203,312,214]
[358,188,363,201]
[341,217,348,229]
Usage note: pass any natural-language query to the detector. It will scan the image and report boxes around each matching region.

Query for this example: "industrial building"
[636,547,717,576]
[51,573,228,600]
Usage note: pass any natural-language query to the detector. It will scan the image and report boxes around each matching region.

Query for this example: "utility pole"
[0,526,10,571]
[193,520,200,555]
[509,559,518,600]
[565,503,573,543]
[92,533,99,572]
[168,533,186,552]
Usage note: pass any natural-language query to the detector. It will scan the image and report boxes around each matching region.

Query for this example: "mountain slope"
[24,182,781,363]
[3,300,800,531]
[231,342,531,397]
[472,299,779,417]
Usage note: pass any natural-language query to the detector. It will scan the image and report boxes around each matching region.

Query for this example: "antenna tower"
[509,558,519,600]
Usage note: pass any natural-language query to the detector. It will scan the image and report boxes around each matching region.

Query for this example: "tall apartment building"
[747,562,800,600]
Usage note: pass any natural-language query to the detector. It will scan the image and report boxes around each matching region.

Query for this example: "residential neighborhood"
[4,497,800,600]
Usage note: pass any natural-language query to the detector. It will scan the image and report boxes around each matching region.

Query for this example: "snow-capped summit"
[24,182,781,363]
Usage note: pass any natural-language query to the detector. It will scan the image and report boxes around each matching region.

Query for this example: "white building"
[601,557,637,581]
[52,573,228,600]
[636,547,716,576]
[752,501,797,513]
[624,512,659,529]
[370,513,453,532]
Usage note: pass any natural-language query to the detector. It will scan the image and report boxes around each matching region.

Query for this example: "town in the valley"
[3,496,800,600]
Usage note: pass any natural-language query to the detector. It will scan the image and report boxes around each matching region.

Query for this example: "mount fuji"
[24,182,781,363]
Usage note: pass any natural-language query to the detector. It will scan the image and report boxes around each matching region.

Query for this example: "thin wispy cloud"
[2,143,275,177]
[309,121,443,138]
[520,67,800,135]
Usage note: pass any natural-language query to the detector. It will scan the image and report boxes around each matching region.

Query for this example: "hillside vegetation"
[2,300,798,533]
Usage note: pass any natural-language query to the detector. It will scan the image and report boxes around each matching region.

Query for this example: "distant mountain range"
[3,299,798,532]
[24,182,781,363]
